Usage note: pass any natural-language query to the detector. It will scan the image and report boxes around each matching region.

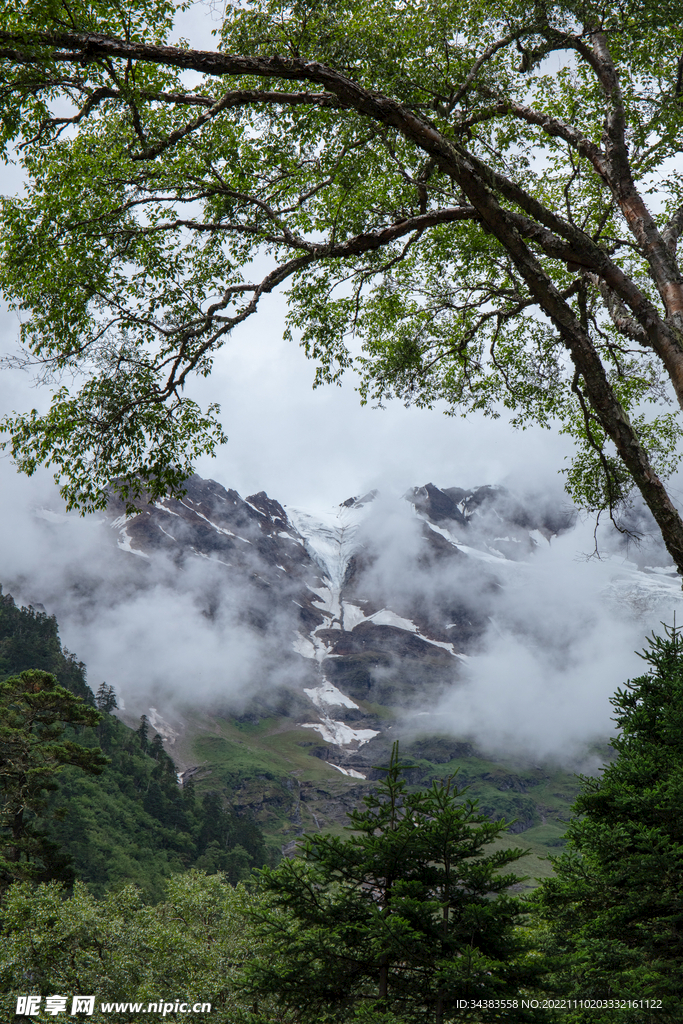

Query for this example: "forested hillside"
[0,588,268,899]
[0,587,91,702]
[3,586,683,1020]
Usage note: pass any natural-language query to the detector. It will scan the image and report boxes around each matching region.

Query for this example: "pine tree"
[534,625,683,1022]
[136,714,149,753]
[95,682,118,713]
[244,744,546,1023]
[0,670,108,889]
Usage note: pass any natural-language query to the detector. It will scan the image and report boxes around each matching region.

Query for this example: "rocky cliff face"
[104,476,579,777]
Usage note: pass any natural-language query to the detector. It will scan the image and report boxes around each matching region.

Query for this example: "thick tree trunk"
[566,341,683,574]
[442,159,683,576]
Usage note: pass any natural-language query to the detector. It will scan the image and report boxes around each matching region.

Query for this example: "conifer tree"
[0,670,107,890]
[136,714,150,753]
[534,625,683,1022]
[245,744,546,1023]
[95,682,118,714]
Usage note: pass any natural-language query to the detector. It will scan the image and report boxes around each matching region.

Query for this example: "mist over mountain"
[1,473,680,775]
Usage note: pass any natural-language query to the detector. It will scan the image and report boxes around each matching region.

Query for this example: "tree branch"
[663,206,683,254]
[109,205,478,258]
[130,89,346,161]
[449,30,528,106]
[583,273,648,346]
[476,91,610,182]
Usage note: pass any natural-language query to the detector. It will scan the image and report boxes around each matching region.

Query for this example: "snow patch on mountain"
[292,631,331,662]
[341,602,457,653]
[117,527,150,558]
[292,634,317,659]
[178,500,252,541]
[307,583,341,625]
[601,563,683,617]
[304,679,359,710]
[147,707,179,743]
[301,719,380,747]
[153,501,181,517]
[286,502,370,589]
[329,764,367,779]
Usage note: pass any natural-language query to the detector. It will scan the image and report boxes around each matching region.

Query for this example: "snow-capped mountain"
[97,475,683,782]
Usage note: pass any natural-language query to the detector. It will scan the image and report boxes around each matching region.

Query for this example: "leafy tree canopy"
[0,872,266,1024]
[533,624,683,1023]
[2,1,683,570]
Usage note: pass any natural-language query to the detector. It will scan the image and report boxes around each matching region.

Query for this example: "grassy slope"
[177,709,591,887]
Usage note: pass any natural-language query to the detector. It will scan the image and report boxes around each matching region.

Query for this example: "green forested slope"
[0,587,92,701]
[0,588,268,899]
